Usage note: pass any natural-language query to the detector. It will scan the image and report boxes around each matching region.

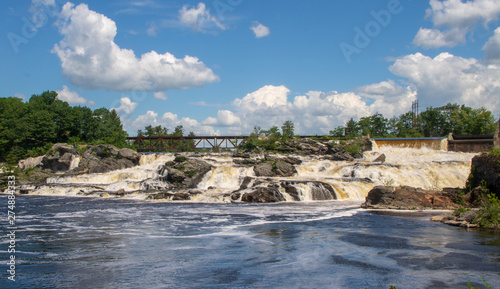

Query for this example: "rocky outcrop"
[17,143,141,175]
[362,186,458,210]
[76,145,141,174]
[253,160,297,177]
[239,137,372,159]
[160,156,213,189]
[470,154,500,195]
[239,187,286,203]
[230,178,338,203]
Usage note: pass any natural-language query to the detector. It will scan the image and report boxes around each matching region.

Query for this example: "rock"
[38,143,80,172]
[77,145,141,174]
[362,186,458,210]
[373,154,386,163]
[118,148,141,163]
[240,187,286,203]
[253,160,297,177]
[470,154,500,195]
[162,157,213,189]
[457,210,477,222]
[18,156,44,170]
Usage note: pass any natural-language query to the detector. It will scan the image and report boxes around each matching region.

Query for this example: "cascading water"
[21,146,477,202]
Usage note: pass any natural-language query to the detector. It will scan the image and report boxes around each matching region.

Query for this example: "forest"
[0,90,498,164]
[0,91,128,164]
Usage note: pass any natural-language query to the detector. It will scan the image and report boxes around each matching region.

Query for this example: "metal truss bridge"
[126,136,250,152]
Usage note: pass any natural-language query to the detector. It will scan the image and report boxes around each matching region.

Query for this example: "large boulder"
[161,156,213,188]
[470,154,500,195]
[253,160,297,177]
[76,145,141,174]
[362,186,458,210]
[41,143,80,172]
[240,187,286,203]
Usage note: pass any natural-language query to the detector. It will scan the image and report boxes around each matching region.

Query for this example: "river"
[2,146,500,288]
[1,196,499,288]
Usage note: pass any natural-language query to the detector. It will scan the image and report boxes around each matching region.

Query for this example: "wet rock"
[373,153,386,163]
[253,160,297,177]
[162,157,213,189]
[362,186,458,210]
[240,187,286,203]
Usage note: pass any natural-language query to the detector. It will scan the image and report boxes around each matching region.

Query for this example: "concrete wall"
[372,138,447,151]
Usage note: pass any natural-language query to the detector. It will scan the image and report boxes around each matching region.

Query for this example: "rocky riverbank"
[361,152,500,231]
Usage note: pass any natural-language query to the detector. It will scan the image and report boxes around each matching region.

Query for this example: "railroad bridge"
[126,136,249,151]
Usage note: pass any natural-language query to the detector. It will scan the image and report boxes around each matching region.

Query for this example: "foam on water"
[19,146,477,202]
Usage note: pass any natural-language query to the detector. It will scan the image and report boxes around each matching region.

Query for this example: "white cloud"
[56,85,96,106]
[414,0,500,48]
[179,2,226,32]
[154,92,168,100]
[483,27,500,62]
[52,3,219,92]
[389,52,500,111]
[147,22,158,36]
[202,110,241,127]
[126,110,218,135]
[413,27,466,48]
[250,22,270,38]
[112,97,138,115]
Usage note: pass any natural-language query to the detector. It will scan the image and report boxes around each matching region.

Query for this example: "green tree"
[281,120,294,141]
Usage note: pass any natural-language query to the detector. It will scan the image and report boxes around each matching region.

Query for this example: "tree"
[330,126,345,137]
[173,125,184,137]
[281,120,294,141]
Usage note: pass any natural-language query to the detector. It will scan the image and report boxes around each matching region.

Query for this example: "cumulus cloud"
[414,0,500,48]
[56,85,95,106]
[389,52,500,111]
[483,27,500,62]
[202,110,241,127]
[52,3,219,92]
[179,2,226,32]
[112,97,138,115]
[154,92,168,100]
[250,22,270,38]
[413,27,466,49]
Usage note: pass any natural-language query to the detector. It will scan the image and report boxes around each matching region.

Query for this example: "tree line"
[330,103,497,138]
[0,91,128,164]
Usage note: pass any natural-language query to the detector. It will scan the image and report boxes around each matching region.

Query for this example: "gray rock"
[162,158,213,188]
[373,154,386,163]
[18,156,44,170]
[253,160,297,177]
[240,187,286,203]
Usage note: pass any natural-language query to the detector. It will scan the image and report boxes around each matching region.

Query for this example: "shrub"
[174,156,187,163]
[473,193,500,229]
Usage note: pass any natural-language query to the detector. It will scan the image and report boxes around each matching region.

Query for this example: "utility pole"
[412,100,419,129]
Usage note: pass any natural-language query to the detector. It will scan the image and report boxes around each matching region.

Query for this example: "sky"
[1,0,500,136]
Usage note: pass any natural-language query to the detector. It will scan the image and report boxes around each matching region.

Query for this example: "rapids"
[20,145,477,203]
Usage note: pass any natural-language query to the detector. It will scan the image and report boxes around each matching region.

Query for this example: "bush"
[174,156,187,163]
[473,193,500,229]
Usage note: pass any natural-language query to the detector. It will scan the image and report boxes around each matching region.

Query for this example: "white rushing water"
[22,145,477,202]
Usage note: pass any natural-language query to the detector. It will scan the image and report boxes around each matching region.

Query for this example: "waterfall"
[22,147,477,202]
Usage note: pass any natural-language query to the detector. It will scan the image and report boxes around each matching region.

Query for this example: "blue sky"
[1,0,500,135]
